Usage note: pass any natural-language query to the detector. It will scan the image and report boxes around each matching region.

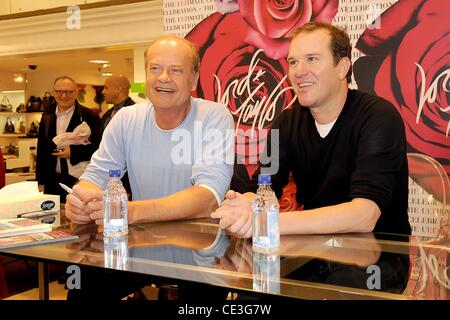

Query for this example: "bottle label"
[253,207,279,251]
[103,185,128,237]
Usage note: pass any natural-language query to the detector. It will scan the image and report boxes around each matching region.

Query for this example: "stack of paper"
[0,230,78,250]
[0,218,52,238]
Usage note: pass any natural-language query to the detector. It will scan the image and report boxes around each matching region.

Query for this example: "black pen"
[59,183,83,201]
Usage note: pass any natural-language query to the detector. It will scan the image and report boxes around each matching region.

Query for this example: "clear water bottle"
[252,174,280,254]
[103,169,128,237]
[104,235,129,270]
[252,252,280,294]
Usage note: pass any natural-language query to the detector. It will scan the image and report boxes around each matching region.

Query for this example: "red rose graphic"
[355,0,450,174]
[187,12,296,178]
[238,0,339,59]
[279,175,301,212]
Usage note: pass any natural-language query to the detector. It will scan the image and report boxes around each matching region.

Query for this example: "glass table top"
[1,219,448,300]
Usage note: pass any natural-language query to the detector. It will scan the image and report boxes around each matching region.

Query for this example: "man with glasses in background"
[36,76,101,202]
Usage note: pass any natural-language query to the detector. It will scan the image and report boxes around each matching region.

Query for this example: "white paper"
[0,181,41,200]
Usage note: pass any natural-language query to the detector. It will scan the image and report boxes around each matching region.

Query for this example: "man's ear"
[338,57,351,80]
[191,71,200,91]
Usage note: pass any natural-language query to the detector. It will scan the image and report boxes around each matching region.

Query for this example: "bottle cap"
[109,169,121,177]
[258,174,271,184]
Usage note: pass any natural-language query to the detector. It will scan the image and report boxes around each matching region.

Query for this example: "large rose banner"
[354,0,450,174]
[163,0,449,208]
[186,0,339,191]
[188,12,296,179]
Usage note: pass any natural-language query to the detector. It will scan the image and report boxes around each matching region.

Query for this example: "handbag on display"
[26,96,42,112]
[6,143,18,156]
[16,103,26,112]
[4,117,15,133]
[0,96,13,112]
[27,120,39,137]
[41,91,55,113]
[17,120,26,133]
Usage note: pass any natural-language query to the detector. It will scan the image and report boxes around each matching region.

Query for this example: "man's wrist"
[128,201,137,224]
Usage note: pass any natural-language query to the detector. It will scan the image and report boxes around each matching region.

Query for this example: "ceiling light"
[89,59,109,64]
[2,90,24,93]
[102,63,111,68]
[102,72,113,76]
[13,74,24,82]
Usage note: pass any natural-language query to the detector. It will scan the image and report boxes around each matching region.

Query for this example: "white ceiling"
[0,0,113,16]
[0,1,162,86]
[0,46,134,76]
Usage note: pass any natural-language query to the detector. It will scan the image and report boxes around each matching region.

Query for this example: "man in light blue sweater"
[65,35,234,225]
[63,35,234,300]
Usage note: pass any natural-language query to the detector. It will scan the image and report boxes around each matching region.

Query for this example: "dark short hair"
[291,21,352,82]
[144,35,200,74]
[53,76,77,87]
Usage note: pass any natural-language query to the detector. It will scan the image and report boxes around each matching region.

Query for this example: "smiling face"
[145,38,199,115]
[53,78,78,111]
[287,28,348,113]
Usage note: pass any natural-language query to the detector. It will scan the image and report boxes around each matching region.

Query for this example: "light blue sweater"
[81,98,234,204]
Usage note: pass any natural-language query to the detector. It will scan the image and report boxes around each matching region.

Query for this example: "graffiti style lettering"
[416,63,450,137]
[416,244,450,294]
[215,49,296,138]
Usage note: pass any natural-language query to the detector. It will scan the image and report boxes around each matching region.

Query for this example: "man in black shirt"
[212,21,411,236]
[100,74,135,197]
[100,74,135,137]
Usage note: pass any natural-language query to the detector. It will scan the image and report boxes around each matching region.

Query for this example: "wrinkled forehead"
[147,39,193,66]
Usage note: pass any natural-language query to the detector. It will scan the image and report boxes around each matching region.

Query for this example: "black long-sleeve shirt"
[247,89,410,235]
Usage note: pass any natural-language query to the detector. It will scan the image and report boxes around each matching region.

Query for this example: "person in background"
[100,74,135,137]
[36,76,101,202]
[212,21,411,238]
[100,74,135,197]
[64,35,234,300]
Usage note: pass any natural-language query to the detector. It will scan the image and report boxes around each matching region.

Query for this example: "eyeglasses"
[54,89,75,95]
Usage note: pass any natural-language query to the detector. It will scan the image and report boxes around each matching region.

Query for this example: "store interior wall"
[0,0,163,106]
[0,0,162,178]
